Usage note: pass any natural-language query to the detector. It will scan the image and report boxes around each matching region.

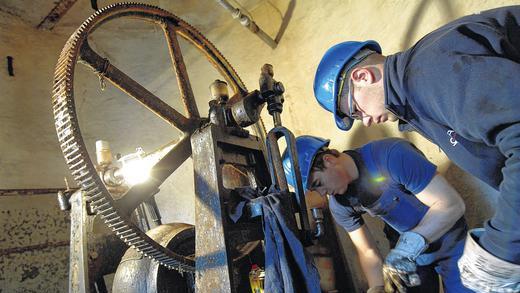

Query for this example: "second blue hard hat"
[282,135,330,190]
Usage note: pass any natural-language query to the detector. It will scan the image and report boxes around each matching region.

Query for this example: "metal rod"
[79,43,195,132]
[163,23,200,118]
[37,0,79,30]
[215,0,278,49]
[272,112,281,128]
[0,188,78,196]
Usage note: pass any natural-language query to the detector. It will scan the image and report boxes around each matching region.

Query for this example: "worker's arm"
[410,173,465,243]
[348,224,384,288]
[386,140,464,243]
[379,174,464,291]
[381,140,462,290]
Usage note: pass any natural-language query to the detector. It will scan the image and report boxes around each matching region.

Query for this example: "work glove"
[367,285,385,293]
[458,228,520,293]
[383,231,428,293]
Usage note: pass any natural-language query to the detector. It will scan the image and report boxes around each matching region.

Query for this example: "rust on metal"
[164,23,200,119]
[37,0,79,30]
[79,43,195,133]
[192,124,233,292]
[192,119,269,291]
[51,3,264,273]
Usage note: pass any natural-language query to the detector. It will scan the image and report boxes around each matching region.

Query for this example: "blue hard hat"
[314,40,381,131]
[282,135,330,190]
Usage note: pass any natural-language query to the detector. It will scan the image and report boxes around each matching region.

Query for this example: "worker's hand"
[458,228,520,293]
[382,231,428,293]
[366,285,385,293]
[382,258,418,292]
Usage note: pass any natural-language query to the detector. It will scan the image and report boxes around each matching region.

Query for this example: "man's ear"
[322,154,336,167]
[351,67,374,86]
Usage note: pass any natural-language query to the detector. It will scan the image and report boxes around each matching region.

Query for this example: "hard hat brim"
[334,113,354,131]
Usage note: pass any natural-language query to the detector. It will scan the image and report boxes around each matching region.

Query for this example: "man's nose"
[362,116,372,127]
[317,187,327,197]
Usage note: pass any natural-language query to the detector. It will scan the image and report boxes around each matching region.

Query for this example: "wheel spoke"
[114,135,192,216]
[175,26,248,97]
[54,3,264,271]
[164,23,200,119]
[79,42,197,132]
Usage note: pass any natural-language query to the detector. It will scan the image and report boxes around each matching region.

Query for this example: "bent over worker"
[282,136,472,293]
[313,6,520,291]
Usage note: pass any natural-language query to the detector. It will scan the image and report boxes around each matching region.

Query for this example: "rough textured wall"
[0,0,516,292]
[0,194,69,292]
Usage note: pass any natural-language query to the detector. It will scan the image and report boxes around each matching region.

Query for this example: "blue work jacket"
[384,5,520,264]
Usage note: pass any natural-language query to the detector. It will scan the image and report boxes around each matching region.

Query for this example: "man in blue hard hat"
[282,136,471,293]
[313,6,520,292]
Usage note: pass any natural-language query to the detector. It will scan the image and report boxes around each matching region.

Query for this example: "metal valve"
[311,207,324,239]
[209,79,229,104]
[259,64,285,127]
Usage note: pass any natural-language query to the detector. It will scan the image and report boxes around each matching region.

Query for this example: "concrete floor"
[0,0,515,291]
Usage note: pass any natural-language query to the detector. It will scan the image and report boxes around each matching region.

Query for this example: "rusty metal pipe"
[215,0,278,49]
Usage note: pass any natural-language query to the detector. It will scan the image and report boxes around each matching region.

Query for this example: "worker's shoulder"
[364,137,410,151]
[364,138,419,162]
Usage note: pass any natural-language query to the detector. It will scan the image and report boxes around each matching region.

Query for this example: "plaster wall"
[0,0,515,291]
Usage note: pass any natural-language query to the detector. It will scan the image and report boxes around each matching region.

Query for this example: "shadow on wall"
[401,0,456,50]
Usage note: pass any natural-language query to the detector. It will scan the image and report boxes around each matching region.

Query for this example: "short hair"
[311,148,341,172]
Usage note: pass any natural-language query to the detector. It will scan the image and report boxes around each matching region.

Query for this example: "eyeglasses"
[347,78,362,120]
[336,71,362,120]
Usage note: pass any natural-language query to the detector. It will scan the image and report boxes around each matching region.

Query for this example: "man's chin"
[387,113,398,122]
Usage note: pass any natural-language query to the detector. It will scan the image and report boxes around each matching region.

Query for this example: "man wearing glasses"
[313,6,520,292]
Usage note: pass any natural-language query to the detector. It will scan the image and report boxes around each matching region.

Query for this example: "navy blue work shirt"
[329,138,436,232]
[384,6,520,263]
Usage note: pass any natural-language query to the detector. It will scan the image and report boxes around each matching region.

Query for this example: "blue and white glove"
[383,231,428,293]
[458,228,520,293]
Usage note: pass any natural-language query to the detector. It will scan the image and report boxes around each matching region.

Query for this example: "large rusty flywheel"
[52,3,265,273]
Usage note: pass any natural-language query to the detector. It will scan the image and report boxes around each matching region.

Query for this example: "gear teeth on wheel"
[52,2,265,273]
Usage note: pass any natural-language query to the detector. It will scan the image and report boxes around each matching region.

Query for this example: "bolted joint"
[273,81,285,95]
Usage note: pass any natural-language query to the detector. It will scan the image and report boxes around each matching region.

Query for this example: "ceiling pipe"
[215,0,278,49]
[37,0,79,30]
